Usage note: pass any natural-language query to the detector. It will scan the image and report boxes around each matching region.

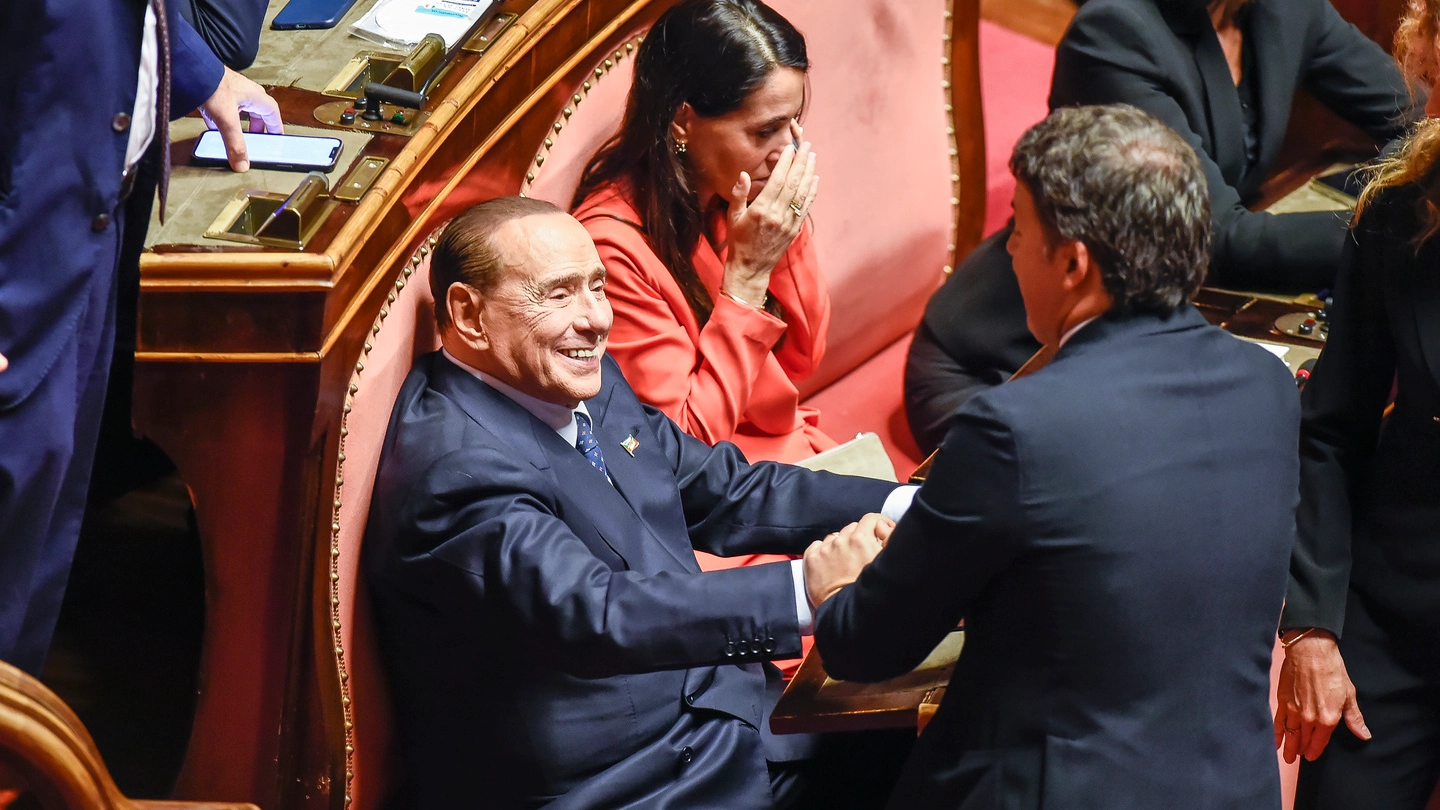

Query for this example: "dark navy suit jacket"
[365,353,898,809]
[822,308,1299,809]
[0,0,222,409]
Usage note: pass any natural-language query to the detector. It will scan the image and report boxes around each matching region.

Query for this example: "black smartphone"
[270,0,361,30]
[191,131,344,172]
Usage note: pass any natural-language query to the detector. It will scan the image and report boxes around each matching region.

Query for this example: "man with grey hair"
[802,104,1299,809]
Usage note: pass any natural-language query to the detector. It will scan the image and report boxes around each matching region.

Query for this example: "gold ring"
[789,200,804,217]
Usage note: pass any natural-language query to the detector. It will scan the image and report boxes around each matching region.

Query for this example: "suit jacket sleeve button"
[763,636,776,653]
[679,746,694,764]
[91,213,112,232]
[685,693,696,705]
[723,642,735,657]
[112,112,131,132]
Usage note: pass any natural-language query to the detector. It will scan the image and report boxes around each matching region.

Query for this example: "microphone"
[1294,358,1317,388]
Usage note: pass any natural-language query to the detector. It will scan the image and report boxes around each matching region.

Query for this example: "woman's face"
[673,67,806,206]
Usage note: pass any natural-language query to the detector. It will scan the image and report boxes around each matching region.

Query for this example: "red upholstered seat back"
[524,1,968,397]
[331,231,444,810]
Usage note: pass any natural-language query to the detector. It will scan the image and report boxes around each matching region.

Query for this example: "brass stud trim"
[522,35,643,196]
[942,0,963,272]
[328,223,446,805]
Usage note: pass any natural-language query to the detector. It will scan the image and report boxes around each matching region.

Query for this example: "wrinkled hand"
[802,513,894,609]
[722,120,818,307]
[1275,631,1370,763]
[199,67,284,172]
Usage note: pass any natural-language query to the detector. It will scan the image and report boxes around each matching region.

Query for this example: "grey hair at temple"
[429,196,566,329]
[1009,103,1211,316]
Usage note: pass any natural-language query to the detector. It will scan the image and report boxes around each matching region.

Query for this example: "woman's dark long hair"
[572,0,807,325]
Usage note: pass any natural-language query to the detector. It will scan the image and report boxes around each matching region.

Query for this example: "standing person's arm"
[1051,6,1348,290]
[1274,202,1397,763]
[169,9,282,172]
[812,398,1022,682]
[172,0,269,69]
[1300,0,1415,142]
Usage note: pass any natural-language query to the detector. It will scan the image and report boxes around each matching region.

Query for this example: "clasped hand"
[802,513,894,609]
[1274,631,1371,763]
[721,121,818,308]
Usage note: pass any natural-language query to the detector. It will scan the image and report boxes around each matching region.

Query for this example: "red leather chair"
[327,231,443,810]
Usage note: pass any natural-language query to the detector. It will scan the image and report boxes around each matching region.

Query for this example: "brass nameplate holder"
[320,9,516,102]
[323,34,448,101]
[333,156,389,203]
[204,173,336,249]
[461,11,517,54]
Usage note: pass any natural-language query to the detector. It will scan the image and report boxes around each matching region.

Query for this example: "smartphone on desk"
[271,0,361,30]
[191,131,343,172]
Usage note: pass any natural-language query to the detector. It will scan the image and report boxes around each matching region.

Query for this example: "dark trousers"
[768,727,915,810]
[0,232,119,676]
[1295,589,1440,810]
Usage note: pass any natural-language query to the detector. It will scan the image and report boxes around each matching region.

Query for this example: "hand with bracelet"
[722,120,819,309]
[1274,627,1371,763]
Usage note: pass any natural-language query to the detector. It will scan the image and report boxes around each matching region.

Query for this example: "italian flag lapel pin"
[621,434,639,456]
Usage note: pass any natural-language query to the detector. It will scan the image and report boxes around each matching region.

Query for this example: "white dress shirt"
[126,5,160,172]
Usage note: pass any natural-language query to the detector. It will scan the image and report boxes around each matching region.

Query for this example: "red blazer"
[575,184,836,464]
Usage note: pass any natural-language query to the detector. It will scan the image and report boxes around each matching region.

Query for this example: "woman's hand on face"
[721,122,818,308]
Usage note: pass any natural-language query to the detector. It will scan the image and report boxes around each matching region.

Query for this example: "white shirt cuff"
[881,485,919,522]
[791,559,813,635]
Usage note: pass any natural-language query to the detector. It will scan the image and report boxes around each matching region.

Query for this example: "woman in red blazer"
[572,0,830,470]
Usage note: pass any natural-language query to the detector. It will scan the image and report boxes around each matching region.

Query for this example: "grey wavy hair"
[1009,103,1211,316]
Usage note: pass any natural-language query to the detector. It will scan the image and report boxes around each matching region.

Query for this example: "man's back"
[819,308,1297,809]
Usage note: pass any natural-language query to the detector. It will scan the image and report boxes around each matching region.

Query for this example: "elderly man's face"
[477,213,612,407]
[1007,182,1071,346]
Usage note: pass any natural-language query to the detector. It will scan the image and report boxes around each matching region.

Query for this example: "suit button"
[679,746,694,765]
[112,112,131,132]
[685,693,696,706]
[91,213,111,232]
[723,642,735,657]
[763,636,776,653]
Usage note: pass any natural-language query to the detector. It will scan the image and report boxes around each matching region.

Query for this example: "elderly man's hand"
[1274,631,1370,763]
[200,67,284,172]
[802,513,894,608]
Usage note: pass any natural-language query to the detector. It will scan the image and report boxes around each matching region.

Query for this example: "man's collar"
[441,348,589,434]
[1057,316,1100,349]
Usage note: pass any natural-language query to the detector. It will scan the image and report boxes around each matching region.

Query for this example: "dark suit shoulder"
[1060,0,1171,60]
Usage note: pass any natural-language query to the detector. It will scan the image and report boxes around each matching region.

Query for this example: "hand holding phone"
[191,131,343,172]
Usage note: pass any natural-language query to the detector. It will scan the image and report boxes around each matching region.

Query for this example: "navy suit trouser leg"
[0,252,119,676]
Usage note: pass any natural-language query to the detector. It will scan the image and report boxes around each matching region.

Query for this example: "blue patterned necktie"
[574,412,608,478]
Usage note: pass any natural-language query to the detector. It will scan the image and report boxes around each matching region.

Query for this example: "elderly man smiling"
[362,196,915,810]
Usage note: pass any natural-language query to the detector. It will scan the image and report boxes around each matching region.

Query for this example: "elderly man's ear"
[446,283,489,348]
